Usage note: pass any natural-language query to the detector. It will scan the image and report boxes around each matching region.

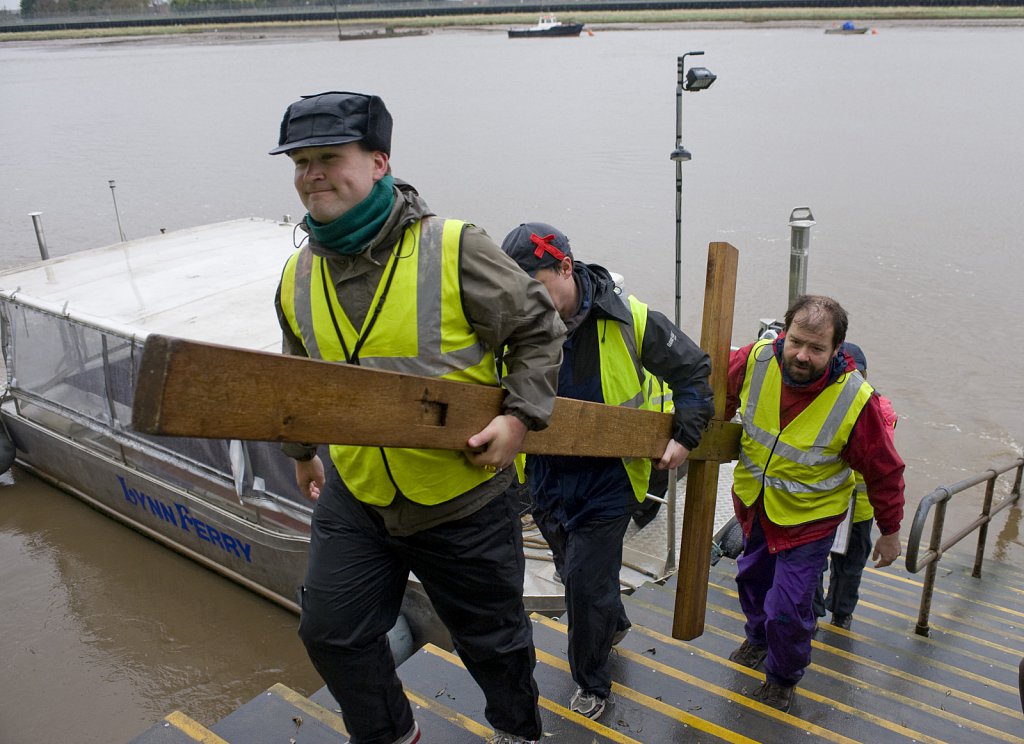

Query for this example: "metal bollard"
[29,212,50,260]
[787,206,816,306]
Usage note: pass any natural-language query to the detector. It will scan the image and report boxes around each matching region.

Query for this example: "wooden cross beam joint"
[131,242,740,643]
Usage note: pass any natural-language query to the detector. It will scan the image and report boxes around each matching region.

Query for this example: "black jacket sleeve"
[639,308,714,450]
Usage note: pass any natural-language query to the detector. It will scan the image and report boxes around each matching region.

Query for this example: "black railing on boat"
[905,456,1024,636]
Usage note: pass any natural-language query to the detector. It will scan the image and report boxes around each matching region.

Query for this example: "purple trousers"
[736,517,836,687]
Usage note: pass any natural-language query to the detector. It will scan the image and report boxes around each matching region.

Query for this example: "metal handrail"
[904,456,1024,636]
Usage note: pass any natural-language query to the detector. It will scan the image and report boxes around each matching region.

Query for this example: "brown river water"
[1,21,1023,741]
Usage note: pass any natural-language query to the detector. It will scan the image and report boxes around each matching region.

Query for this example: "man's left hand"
[872,531,901,568]
[655,439,691,471]
[466,414,528,472]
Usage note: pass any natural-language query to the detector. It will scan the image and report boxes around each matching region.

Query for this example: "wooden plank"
[673,241,739,641]
[132,334,740,461]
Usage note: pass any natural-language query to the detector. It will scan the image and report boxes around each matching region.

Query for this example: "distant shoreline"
[3,6,1024,43]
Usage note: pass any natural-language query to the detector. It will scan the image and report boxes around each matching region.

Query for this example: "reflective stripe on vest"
[598,294,655,502]
[733,338,874,525]
[279,217,498,506]
[852,472,873,522]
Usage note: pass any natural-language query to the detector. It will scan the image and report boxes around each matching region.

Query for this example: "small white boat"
[508,13,585,39]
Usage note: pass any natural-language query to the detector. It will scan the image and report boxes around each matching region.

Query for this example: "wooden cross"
[132,242,738,641]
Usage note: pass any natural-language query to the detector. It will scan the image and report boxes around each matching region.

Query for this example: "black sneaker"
[728,640,768,668]
[831,614,852,630]
[751,680,794,713]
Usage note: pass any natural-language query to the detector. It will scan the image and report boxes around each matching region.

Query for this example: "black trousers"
[813,518,874,619]
[298,468,542,744]
[534,507,631,698]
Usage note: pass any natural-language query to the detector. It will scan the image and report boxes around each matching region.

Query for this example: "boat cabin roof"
[0,218,293,352]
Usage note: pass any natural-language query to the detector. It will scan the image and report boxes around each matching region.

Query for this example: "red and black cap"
[500,222,573,275]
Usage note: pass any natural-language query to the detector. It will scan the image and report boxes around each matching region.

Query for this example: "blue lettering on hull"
[117,475,253,563]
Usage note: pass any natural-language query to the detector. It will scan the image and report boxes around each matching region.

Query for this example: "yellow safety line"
[857,582,1024,648]
[534,647,756,744]
[705,598,1021,704]
[809,658,1024,743]
[163,710,230,744]
[868,558,1024,598]
[709,580,1022,681]
[534,615,847,744]
[855,597,1024,660]
[404,689,493,738]
[422,645,640,743]
[535,694,642,743]
[637,591,1022,737]
[861,567,1024,617]
[269,683,348,735]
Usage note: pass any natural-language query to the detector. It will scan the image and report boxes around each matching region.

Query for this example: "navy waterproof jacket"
[527,261,713,531]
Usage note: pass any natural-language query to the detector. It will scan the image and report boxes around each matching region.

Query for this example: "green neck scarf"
[306,174,395,255]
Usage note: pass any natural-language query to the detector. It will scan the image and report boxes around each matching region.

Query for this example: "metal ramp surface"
[129,551,1024,743]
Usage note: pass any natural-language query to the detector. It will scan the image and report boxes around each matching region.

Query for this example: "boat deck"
[129,549,1024,743]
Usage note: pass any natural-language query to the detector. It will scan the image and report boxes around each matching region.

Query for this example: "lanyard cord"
[320,229,410,366]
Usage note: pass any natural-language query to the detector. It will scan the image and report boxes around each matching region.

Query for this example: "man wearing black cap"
[271,92,565,744]
[500,221,714,721]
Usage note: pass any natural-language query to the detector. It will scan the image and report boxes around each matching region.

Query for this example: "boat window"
[2,301,307,515]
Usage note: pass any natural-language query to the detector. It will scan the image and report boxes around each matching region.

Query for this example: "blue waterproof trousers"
[298,468,542,744]
[736,517,835,687]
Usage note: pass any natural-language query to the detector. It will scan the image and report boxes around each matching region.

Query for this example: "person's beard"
[783,356,827,384]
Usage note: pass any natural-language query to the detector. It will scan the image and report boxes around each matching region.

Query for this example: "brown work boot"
[751,680,795,713]
[728,639,768,668]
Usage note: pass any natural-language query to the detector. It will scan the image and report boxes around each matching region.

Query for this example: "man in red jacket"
[725,295,904,713]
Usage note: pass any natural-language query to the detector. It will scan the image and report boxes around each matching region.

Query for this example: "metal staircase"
[129,551,1024,743]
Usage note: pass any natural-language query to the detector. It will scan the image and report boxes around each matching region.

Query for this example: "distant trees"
[21,0,154,15]
[169,0,310,9]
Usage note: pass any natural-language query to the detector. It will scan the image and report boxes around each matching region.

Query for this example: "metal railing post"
[29,212,50,260]
[915,497,947,636]
[973,475,996,578]
[665,469,677,574]
[906,457,1023,636]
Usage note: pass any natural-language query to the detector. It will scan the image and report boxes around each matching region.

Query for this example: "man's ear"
[372,151,389,180]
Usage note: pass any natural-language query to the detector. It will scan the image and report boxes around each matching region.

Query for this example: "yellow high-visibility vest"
[733,339,874,525]
[279,218,497,506]
[596,294,658,501]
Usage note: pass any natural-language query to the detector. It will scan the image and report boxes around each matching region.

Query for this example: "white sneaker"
[487,732,538,744]
[568,687,607,719]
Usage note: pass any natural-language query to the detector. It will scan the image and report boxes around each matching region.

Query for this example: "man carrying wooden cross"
[270,91,565,744]
[724,295,904,713]
[500,221,714,721]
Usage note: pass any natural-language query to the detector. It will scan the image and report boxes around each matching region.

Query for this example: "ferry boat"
[508,13,585,39]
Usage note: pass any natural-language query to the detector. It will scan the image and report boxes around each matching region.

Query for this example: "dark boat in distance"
[508,14,584,38]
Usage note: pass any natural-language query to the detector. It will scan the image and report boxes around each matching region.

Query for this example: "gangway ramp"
[129,551,1024,742]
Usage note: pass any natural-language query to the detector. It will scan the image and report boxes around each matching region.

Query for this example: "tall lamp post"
[670,50,716,327]
[666,51,715,572]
